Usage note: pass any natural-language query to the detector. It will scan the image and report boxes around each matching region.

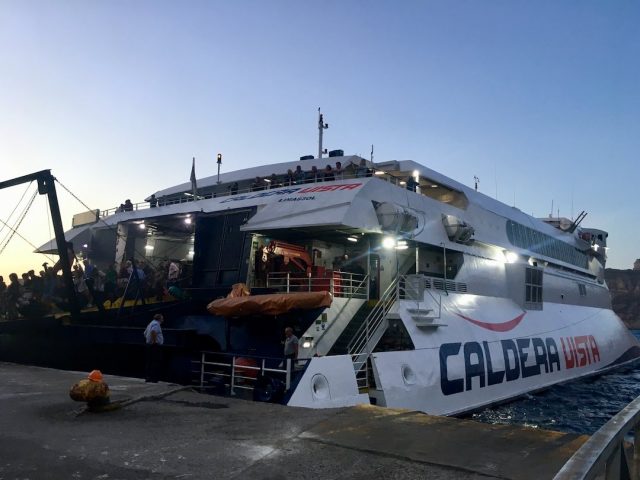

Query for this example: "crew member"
[283,327,298,365]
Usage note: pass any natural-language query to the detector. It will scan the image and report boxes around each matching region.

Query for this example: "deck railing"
[99,169,410,218]
[266,272,368,299]
[194,351,301,398]
[554,392,640,479]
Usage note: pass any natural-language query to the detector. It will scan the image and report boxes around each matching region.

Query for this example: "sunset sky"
[0,0,638,280]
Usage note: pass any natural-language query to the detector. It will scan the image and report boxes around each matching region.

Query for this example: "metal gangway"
[554,392,640,479]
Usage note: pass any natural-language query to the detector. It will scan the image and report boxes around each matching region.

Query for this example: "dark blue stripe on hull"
[600,346,640,370]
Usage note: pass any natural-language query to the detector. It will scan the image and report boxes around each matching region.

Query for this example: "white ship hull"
[288,293,639,415]
[42,153,639,415]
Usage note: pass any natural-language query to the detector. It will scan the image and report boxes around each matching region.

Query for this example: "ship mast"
[318,108,329,159]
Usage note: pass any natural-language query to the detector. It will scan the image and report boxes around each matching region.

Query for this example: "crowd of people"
[247,159,373,193]
[0,257,187,320]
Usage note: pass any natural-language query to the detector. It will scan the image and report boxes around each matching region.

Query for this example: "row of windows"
[506,220,588,269]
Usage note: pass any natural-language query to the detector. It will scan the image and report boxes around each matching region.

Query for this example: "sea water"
[472,330,640,435]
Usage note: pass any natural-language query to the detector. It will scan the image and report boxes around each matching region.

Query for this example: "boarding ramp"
[554,392,640,480]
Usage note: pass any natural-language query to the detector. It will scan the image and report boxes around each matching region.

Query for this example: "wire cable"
[54,178,164,271]
[0,181,34,245]
[0,190,56,263]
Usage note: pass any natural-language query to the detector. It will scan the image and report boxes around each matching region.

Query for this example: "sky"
[0,0,638,279]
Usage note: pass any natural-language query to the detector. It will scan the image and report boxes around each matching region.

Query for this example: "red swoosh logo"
[455,312,526,332]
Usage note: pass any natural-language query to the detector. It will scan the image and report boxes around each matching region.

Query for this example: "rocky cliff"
[605,269,640,329]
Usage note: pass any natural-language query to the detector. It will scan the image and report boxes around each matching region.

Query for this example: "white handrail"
[554,392,640,479]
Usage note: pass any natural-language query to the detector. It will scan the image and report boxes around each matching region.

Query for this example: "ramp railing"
[193,351,302,399]
[554,392,640,480]
[347,277,398,387]
[267,271,368,299]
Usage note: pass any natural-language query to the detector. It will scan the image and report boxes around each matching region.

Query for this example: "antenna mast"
[317,108,329,159]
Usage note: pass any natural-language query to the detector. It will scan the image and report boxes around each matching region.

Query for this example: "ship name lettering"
[560,335,600,369]
[439,337,562,396]
[297,183,362,194]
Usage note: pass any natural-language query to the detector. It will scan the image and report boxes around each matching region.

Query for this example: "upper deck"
[40,153,600,277]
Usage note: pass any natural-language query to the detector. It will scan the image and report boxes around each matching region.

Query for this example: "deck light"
[382,237,396,249]
[504,251,518,263]
[144,245,154,250]
[395,240,408,250]
[413,170,420,182]
[374,170,385,175]
[185,217,192,225]
[399,181,407,186]
[347,236,358,242]
[139,222,146,229]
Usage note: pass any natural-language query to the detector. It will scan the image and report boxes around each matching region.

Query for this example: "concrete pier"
[0,363,587,479]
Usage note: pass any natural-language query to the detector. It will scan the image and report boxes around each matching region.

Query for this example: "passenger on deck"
[52,241,77,275]
[123,199,134,211]
[285,169,295,186]
[167,260,180,288]
[406,176,419,192]
[323,165,335,182]
[293,165,305,184]
[268,173,281,188]
[104,263,117,303]
[251,177,265,191]
[6,273,21,318]
[306,166,319,183]
[149,194,158,208]
[230,182,239,195]
[90,268,106,312]
[334,161,344,180]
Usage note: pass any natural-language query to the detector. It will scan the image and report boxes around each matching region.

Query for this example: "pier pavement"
[0,363,587,479]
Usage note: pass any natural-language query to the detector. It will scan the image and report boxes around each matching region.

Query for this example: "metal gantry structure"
[0,170,79,319]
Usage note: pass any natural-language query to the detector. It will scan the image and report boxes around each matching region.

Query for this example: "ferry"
[3,118,639,416]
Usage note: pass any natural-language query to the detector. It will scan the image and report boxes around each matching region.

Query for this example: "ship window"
[506,220,588,269]
[525,266,543,310]
[578,284,587,296]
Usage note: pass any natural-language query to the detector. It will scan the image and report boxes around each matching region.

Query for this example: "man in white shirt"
[144,314,164,382]
[167,261,180,288]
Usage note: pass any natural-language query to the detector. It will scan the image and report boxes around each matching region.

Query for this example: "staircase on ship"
[331,274,443,395]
